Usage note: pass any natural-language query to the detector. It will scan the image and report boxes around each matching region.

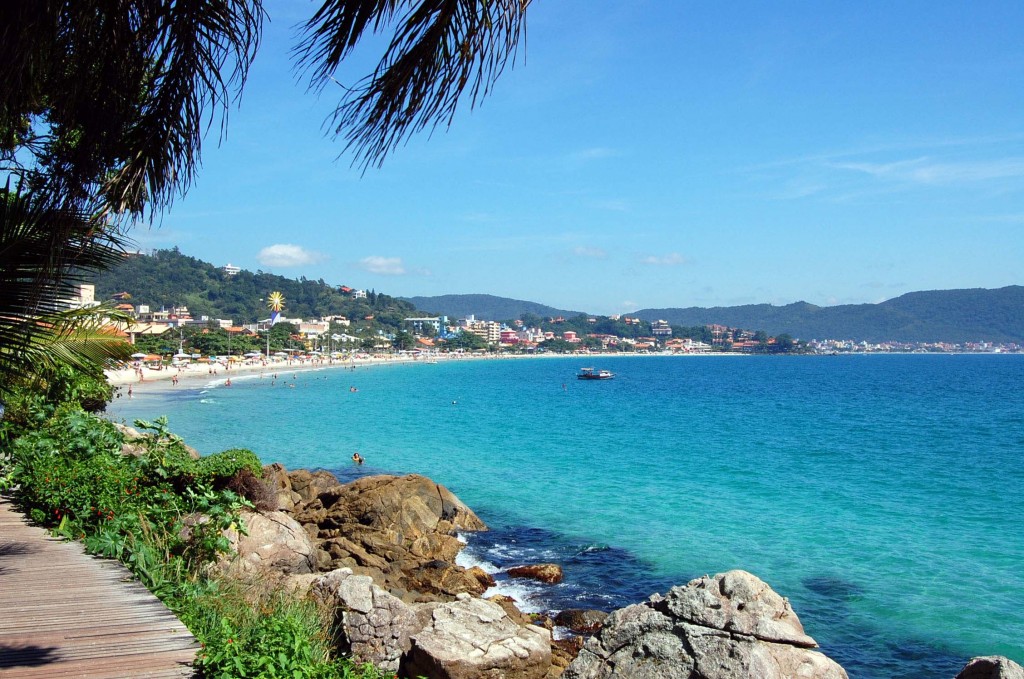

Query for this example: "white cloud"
[831,157,1024,184]
[257,244,326,267]
[639,253,688,266]
[358,256,407,275]
[573,246,608,259]
[573,147,617,161]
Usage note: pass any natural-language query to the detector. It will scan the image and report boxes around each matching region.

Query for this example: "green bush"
[196,448,263,485]
[0,380,395,678]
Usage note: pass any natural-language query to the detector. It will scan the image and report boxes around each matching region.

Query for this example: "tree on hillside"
[0,1,531,394]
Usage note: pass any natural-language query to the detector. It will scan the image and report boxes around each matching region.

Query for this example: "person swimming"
[351,452,364,464]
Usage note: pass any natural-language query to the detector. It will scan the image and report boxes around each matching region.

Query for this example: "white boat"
[577,367,614,380]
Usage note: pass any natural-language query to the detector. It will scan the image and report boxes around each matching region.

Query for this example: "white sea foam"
[455,544,499,574]
[481,579,546,614]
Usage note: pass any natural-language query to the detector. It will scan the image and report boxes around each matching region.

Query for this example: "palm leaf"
[297,0,531,169]
[0,181,130,390]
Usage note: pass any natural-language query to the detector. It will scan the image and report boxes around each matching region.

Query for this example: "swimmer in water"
[351,452,364,464]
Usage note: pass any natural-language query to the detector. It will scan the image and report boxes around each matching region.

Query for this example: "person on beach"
[127,385,133,398]
[225,378,231,387]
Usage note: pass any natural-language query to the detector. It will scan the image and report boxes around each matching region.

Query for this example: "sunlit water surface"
[108,354,1024,678]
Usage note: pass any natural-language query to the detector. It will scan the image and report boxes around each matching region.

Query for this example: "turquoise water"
[108,354,1024,678]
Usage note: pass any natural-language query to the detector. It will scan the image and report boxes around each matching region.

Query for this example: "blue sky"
[135,0,1024,315]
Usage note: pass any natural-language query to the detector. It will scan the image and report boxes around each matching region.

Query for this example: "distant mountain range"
[401,294,583,322]
[408,287,1024,343]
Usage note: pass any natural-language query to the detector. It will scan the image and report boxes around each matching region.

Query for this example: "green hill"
[401,294,582,321]
[633,286,1024,343]
[88,248,419,332]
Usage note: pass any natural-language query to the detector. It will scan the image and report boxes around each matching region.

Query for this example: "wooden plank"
[0,499,197,678]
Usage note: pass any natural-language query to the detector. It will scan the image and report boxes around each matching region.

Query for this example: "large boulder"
[289,468,342,504]
[402,593,552,679]
[264,463,298,511]
[312,473,486,537]
[293,474,488,601]
[956,656,1024,679]
[310,568,418,674]
[508,563,564,584]
[563,570,848,679]
[230,510,316,574]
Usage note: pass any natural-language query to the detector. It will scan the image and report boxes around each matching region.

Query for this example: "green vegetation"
[0,371,395,678]
[406,294,584,323]
[93,248,420,331]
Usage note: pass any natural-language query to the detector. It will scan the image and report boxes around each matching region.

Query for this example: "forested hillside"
[90,248,418,330]
[634,286,1024,343]
[402,294,582,321]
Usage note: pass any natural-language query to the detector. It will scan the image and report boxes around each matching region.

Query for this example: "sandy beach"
[104,350,735,398]
[105,353,445,391]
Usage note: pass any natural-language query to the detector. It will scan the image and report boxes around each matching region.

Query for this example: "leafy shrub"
[1,380,397,678]
[196,447,263,485]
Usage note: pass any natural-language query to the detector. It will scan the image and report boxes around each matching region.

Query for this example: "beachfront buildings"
[651,320,672,337]
[405,317,445,336]
[458,316,502,343]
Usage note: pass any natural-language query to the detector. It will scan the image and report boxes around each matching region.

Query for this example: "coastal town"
[69,280,1022,361]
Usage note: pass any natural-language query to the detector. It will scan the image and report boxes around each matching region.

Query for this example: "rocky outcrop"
[508,563,564,584]
[402,593,552,679]
[956,656,1024,679]
[263,462,297,511]
[290,472,488,602]
[554,609,608,635]
[310,568,418,674]
[308,568,552,679]
[229,510,316,574]
[287,468,340,504]
[563,570,848,679]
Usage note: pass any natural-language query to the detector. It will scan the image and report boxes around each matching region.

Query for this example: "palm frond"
[3,306,133,382]
[0,182,130,390]
[104,0,265,216]
[0,1,264,220]
[297,0,530,169]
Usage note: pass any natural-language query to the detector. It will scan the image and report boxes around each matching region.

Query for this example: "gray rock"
[563,570,847,679]
[230,510,316,574]
[403,593,552,679]
[310,568,418,674]
[956,656,1024,679]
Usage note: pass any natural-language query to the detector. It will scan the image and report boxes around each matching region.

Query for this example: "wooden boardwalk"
[0,498,197,678]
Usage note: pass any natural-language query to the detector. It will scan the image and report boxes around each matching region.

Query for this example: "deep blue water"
[107,354,1024,678]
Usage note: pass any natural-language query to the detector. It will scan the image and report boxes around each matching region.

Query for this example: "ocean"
[106,354,1024,678]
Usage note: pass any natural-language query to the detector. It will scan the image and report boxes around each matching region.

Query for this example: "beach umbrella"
[130,352,147,359]
[174,352,190,358]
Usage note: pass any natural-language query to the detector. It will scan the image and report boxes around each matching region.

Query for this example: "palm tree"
[0,182,132,395]
[0,0,530,392]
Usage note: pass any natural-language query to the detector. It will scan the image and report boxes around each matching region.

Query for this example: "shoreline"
[104,350,747,393]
